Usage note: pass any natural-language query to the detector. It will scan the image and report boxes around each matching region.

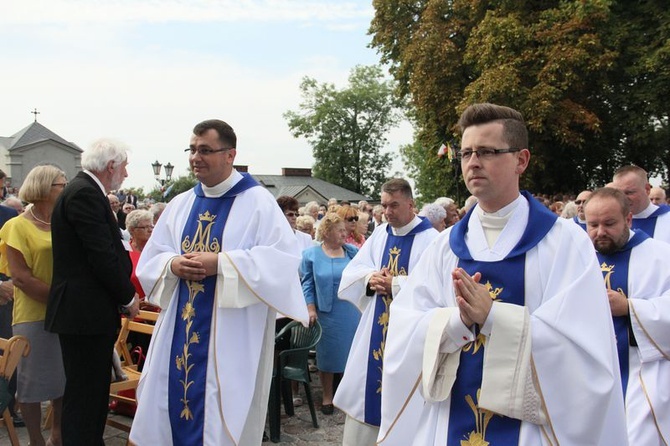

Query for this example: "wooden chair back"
[115,310,159,369]
[108,310,159,433]
[0,336,30,446]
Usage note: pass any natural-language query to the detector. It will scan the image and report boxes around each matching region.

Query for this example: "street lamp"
[152,160,174,201]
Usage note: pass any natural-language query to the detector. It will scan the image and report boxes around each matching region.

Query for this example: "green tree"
[147,173,197,203]
[284,65,405,199]
[370,0,670,197]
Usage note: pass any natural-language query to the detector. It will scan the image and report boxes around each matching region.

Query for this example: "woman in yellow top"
[0,165,67,446]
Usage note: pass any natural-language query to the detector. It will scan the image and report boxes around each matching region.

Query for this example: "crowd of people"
[0,104,668,446]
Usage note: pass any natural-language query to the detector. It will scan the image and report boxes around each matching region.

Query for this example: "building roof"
[251,173,371,203]
[6,122,82,152]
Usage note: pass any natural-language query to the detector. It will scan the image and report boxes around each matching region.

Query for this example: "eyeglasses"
[456,148,521,161]
[135,225,154,230]
[285,212,298,218]
[185,146,233,156]
[346,216,359,222]
[574,200,586,205]
[51,182,68,187]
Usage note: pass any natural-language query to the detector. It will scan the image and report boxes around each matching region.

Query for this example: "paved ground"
[1,369,345,445]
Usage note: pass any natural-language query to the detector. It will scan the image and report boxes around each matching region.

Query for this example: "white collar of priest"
[634,202,658,219]
[391,215,423,236]
[201,169,243,198]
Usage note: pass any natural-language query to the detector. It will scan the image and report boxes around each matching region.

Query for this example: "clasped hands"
[171,252,219,281]
[453,268,492,328]
[368,267,393,296]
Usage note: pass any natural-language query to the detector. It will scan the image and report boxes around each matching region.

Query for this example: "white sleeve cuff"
[217,253,260,308]
[439,310,476,353]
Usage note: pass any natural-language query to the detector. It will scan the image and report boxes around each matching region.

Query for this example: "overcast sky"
[0,0,414,192]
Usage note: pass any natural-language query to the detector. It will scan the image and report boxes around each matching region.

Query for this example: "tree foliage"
[370,0,670,200]
[284,65,405,199]
[146,173,197,203]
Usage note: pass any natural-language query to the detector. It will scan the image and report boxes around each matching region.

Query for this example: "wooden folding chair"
[0,335,30,446]
[107,310,159,433]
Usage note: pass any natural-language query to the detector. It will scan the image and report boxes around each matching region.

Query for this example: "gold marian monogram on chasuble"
[601,263,627,297]
[461,281,502,445]
[175,210,221,420]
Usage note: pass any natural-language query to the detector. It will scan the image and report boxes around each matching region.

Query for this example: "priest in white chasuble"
[334,178,438,446]
[585,187,670,445]
[129,120,308,446]
[378,104,627,446]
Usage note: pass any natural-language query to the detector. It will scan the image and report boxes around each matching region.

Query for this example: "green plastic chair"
[269,320,322,442]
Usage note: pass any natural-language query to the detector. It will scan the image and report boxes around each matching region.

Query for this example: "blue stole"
[595,229,648,398]
[446,191,557,446]
[364,217,434,426]
[168,174,259,445]
[572,216,587,231]
[632,205,670,238]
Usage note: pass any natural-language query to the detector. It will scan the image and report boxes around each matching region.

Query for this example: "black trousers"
[59,333,116,446]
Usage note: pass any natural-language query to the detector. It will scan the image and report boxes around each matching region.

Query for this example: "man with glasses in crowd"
[378,103,626,445]
[130,119,308,445]
[571,189,592,230]
[335,177,438,445]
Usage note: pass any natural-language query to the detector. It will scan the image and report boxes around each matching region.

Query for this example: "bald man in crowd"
[612,165,670,242]
[649,186,667,206]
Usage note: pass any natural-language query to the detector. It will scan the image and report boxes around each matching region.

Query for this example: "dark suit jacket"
[46,171,136,336]
[0,205,18,281]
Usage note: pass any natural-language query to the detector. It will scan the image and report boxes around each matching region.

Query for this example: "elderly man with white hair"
[46,138,140,445]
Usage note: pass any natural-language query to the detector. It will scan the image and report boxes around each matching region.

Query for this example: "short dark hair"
[276,195,299,212]
[381,178,413,200]
[585,187,630,217]
[613,165,647,182]
[0,169,6,180]
[457,103,528,149]
[193,119,237,149]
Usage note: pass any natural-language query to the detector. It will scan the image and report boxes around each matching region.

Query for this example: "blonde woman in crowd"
[336,205,365,248]
[0,165,67,446]
[300,213,360,415]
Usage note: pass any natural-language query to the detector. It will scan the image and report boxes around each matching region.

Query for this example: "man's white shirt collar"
[201,169,242,197]
[391,215,423,236]
[634,202,658,219]
[83,170,107,195]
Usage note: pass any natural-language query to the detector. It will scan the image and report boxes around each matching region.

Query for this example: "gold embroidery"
[462,389,495,446]
[175,210,220,420]
[372,295,392,393]
[371,245,407,393]
[464,281,502,354]
[601,262,627,297]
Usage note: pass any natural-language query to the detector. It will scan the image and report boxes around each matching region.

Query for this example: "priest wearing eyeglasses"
[130,119,308,445]
[334,177,438,445]
[377,103,627,445]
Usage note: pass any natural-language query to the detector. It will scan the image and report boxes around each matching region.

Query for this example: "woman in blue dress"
[300,213,360,415]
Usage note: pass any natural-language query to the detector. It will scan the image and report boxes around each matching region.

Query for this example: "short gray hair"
[125,209,153,230]
[419,203,446,226]
[81,138,129,172]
